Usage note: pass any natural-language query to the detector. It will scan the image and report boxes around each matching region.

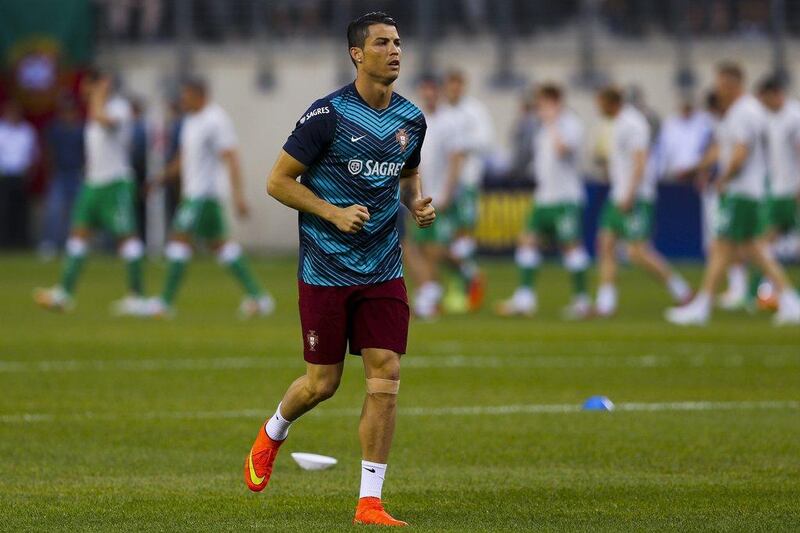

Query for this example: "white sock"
[264,403,291,441]
[692,291,711,311]
[596,283,617,314]
[779,289,800,310]
[667,275,691,301]
[359,460,387,499]
[727,265,746,297]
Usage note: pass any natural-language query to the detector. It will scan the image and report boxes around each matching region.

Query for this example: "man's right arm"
[267,150,369,234]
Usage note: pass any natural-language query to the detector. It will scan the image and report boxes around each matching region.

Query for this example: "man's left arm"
[400,166,435,228]
[222,148,249,218]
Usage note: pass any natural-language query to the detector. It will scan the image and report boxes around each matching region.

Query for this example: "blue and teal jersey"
[283,83,426,287]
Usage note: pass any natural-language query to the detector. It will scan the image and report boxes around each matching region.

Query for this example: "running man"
[594,87,692,317]
[666,62,800,326]
[244,12,434,527]
[34,70,146,313]
[142,78,273,318]
[496,83,592,319]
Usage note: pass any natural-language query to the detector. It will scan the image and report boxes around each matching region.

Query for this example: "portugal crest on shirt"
[395,128,408,151]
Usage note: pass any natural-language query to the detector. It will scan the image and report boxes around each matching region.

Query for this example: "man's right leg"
[34,228,91,311]
[496,233,540,316]
[245,362,344,492]
[595,229,618,317]
[666,238,734,325]
[741,239,800,325]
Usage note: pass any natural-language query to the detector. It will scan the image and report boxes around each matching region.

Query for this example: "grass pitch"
[1,254,798,532]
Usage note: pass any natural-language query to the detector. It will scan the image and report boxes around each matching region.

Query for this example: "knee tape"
[66,237,88,257]
[564,247,589,272]
[515,246,541,268]
[119,238,144,260]
[165,241,192,262]
[217,241,242,264]
[366,378,400,395]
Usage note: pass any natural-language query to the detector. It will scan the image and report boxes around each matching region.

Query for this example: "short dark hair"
[598,86,623,106]
[758,74,785,94]
[717,61,744,82]
[182,76,208,96]
[537,83,563,102]
[347,12,397,66]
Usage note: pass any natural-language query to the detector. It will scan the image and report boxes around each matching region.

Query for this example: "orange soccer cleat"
[243,422,284,492]
[353,497,408,527]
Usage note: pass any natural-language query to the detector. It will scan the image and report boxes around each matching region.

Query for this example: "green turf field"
[1,254,798,532]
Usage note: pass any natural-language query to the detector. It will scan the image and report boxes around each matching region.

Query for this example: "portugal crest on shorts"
[306,330,319,351]
[395,128,408,151]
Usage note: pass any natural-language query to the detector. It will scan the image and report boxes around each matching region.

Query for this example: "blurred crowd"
[92,0,796,43]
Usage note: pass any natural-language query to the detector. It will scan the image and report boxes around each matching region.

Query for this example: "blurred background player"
[666,62,800,326]
[407,74,454,319]
[594,86,691,317]
[496,83,591,319]
[140,78,273,318]
[438,69,493,313]
[747,75,800,309]
[34,70,146,313]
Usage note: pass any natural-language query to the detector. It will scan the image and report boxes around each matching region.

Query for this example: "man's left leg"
[351,279,410,527]
[354,348,407,527]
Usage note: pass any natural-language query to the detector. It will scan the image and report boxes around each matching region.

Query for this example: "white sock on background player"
[265,403,292,441]
[359,460,387,499]
[596,283,617,315]
[667,274,691,302]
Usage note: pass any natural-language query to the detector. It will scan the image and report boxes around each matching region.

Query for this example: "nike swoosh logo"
[363,467,376,473]
[351,135,366,142]
[248,451,265,485]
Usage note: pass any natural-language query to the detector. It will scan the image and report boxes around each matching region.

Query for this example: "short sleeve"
[213,111,237,152]
[282,99,337,167]
[404,115,427,170]
[729,108,757,146]
[560,115,584,150]
[628,116,650,151]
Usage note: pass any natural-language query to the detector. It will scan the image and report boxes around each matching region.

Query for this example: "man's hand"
[411,196,436,228]
[234,196,250,219]
[331,204,370,234]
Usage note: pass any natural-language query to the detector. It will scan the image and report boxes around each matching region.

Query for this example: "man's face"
[536,95,560,123]
[418,81,439,111]
[354,23,401,84]
[180,87,204,113]
[715,72,739,106]
[444,76,464,104]
[760,89,784,112]
[596,95,618,118]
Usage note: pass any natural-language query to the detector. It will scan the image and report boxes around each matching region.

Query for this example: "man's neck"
[354,75,393,110]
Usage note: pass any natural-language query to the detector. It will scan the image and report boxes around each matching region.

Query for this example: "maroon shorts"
[298,277,410,365]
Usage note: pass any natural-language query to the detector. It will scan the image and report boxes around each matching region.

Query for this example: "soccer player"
[34,70,146,313]
[747,75,800,307]
[408,75,459,319]
[666,63,800,326]
[496,83,591,318]
[594,87,691,317]
[140,78,273,318]
[438,69,493,312]
[243,12,434,527]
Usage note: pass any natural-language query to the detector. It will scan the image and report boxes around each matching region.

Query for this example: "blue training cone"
[582,395,615,411]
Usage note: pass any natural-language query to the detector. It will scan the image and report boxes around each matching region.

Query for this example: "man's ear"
[350,47,363,64]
